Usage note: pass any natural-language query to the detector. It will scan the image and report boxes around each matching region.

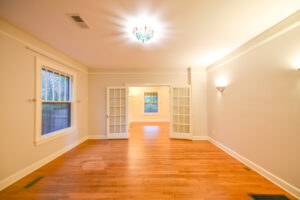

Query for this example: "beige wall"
[190,69,208,138]
[207,16,300,193]
[88,72,188,137]
[0,19,89,183]
[129,86,170,122]
[88,71,207,138]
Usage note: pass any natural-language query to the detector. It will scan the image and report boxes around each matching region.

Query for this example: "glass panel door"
[107,87,128,139]
[170,86,192,139]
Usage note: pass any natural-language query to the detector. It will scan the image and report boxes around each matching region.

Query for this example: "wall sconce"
[216,76,228,94]
[293,57,300,71]
[216,86,226,93]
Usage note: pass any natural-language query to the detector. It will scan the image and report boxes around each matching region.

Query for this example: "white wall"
[0,19,89,188]
[129,86,170,122]
[207,13,300,197]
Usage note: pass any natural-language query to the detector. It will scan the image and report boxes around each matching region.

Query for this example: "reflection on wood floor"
[0,122,296,200]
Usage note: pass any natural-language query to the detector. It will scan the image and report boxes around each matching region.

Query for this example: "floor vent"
[24,176,44,189]
[249,194,290,200]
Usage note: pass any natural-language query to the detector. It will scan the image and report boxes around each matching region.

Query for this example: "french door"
[170,86,192,139]
[106,87,128,139]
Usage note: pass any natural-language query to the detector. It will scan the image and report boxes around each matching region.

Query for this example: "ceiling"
[0,0,299,70]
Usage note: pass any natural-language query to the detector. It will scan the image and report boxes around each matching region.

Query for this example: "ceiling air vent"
[69,14,89,29]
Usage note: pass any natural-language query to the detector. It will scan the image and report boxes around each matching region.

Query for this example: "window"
[35,57,75,145]
[41,69,71,135]
[144,92,158,113]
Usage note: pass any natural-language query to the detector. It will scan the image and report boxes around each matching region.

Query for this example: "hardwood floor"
[0,122,296,200]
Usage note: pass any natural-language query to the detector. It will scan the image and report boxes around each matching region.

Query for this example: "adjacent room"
[0,0,299,199]
[128,86,171,139]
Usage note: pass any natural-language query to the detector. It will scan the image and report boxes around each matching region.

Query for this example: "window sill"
[35,127,74,146]
[143,112,159,115]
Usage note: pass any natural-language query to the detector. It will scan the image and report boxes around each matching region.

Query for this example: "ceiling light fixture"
[133,26,154,43]
[122,14,163,45]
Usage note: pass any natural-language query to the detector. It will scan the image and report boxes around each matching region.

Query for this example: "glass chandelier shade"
[133,26,154,43]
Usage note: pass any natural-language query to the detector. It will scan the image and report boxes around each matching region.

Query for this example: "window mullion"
[52,72,54,101]
[45,69,47,101]
[64,75,66,101]
[58,74,61,101]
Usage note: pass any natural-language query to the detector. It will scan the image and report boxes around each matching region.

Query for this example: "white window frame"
[35,57,77,146]
[143,91,159,114]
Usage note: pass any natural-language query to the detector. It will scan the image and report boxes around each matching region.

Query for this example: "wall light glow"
[293,57,300,71]
[215,76,228,94]
[216,76,228,87]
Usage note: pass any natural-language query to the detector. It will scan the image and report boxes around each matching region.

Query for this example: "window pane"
[145,103,158,113]
[60,75,65,101]
[54,73,60,101]
[42,103,71,135]
[153,95,158,102]
[145,95,151,103]
[47,70,54,101]
[66,76,70,101]
[42,69,46,101]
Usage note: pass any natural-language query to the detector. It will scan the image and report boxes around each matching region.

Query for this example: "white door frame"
[125,83,172,139]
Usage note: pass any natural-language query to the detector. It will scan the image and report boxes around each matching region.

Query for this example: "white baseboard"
[130,119,170,123]
[0,136,88,191]
[192,136,209,140]
[88,135,209,141]
[106,133,129,139]
[88,135,107,139]
[170,133,193,140]
[89,134,129,140]
[208,137,300,199]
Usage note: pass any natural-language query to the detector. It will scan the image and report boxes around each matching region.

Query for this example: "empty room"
[0,0,299,199]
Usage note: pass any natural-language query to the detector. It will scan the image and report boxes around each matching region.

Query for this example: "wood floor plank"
[0,122,296,200]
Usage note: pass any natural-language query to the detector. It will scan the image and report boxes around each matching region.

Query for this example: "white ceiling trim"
[207,10,300,73]
[0,27,88,74]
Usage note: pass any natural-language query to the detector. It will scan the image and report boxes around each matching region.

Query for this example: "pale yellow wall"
[0,19,89,183]
[129,86,170,122]
[207,17,300,192]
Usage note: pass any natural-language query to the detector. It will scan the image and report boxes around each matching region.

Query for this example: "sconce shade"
[216,86,226,93]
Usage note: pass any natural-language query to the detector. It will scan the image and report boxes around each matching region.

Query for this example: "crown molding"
[0,18,89,74]
[207,10,300,73]
[88,67,189,75]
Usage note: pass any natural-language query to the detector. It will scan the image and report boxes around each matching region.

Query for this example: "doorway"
[106,85,192,140]
[128,86,170,139]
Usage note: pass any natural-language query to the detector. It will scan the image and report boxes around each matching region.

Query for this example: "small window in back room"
[144,92,158,113]
[41,68,72,135]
